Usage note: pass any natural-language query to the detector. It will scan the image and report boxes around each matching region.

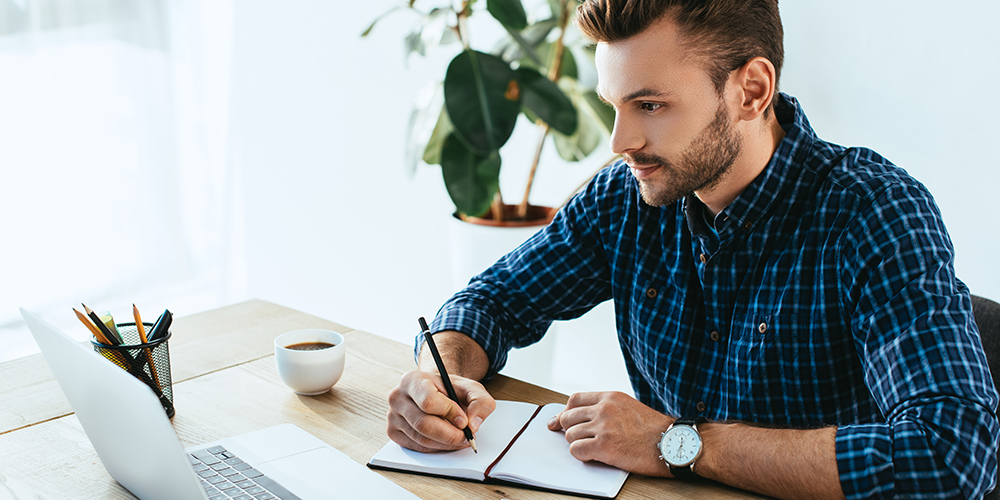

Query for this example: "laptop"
[20,308,420,500]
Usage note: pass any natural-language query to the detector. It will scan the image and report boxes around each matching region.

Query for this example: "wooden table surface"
[0,300,767,500]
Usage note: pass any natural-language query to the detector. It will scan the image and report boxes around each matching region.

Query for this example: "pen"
[419,317,477,453]
[79,305,174,415]
[147,309,172,342]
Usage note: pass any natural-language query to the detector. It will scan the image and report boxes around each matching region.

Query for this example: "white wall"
[779,2,1000,300]
[228,1,1000,395]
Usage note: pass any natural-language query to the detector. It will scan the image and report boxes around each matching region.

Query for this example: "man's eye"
[640,102,662,112]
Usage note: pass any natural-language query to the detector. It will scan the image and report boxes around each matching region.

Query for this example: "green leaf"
[444,50,521,153]
[497,18,555,67]
[360,5,400,38]
[405,8,460,61]
[405,31,426,58]
[405,82,446,175]
[528,41,578,80]
[553,104,602,162]
[440,133,501,217]
[553,80,604,161]
[582,89,615,134]
[422,105,453,166]
[421,8,459,50]
[515,67,578,136]
[462,0,479,16]
[487,0,528,30]
[521,18,557,47]
[547,0,566,26]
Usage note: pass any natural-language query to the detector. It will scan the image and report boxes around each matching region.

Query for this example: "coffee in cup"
[286,342,336,351]
[274,329,346,395]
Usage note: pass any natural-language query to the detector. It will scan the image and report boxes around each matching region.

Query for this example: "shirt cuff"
[410,305,506,381]
[836,423,894,499]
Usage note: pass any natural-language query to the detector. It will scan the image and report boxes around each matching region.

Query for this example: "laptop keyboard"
[189,445,301,500]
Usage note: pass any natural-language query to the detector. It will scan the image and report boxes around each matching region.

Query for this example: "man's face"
[596,16,742,207]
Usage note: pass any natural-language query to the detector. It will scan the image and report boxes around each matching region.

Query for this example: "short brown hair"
[576,0,783,98]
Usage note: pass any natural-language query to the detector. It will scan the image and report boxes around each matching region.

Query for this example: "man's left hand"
[547,391,675,476]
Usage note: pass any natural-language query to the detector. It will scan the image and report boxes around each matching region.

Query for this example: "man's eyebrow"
[623,88,673,102]
[595,88,674,105]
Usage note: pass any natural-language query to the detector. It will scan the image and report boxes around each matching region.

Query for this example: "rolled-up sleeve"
[837,180,999,499]
[419,169,617,380]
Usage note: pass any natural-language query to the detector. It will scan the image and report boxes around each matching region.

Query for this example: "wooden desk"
[0,300,766,500]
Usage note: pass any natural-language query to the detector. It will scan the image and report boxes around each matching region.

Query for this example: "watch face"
[659,424,702,467]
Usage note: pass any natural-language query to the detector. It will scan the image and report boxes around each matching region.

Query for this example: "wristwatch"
[658,416,707,479]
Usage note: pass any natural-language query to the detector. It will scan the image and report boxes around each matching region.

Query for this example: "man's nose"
[609,113,643,155]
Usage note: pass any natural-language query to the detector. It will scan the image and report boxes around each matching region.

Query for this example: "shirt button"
[710,331,721,342]
[699,253,708,264]
[696,401,707,412]
[758,322,768,334]
[645,287,657,299]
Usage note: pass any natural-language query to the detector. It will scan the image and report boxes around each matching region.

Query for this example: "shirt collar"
[693,93,818,241]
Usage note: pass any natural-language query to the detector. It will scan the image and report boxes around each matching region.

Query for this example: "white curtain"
[0,0,239,360]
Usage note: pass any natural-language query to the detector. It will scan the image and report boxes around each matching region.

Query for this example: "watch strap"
[668,416,707,479]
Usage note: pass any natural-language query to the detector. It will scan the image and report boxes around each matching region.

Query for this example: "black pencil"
[82,304,120,346]
[419,317,477,453]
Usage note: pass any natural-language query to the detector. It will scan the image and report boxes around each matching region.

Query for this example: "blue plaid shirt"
[429,94,998,499]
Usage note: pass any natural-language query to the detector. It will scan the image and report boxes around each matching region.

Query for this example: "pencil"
[74,308,112,345]
[133,304,148,343]
[79,306,174,416]
[418,317,477,453]
[82,304,121,346]
[133,304,162,388]
[75,308,137,371]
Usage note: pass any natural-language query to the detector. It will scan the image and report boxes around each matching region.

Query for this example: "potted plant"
[364,0,615,227]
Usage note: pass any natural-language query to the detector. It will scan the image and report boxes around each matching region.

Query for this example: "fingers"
[452,377,496,433]
[407,371,466,426]
[546,392,676,474]
[386,370,494,452]
[547,391,610,431]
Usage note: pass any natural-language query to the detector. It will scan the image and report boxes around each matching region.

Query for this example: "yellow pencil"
[74,308,112,345]
[133,304,162,387]
[74,308,132,369]
[134,304,148,343]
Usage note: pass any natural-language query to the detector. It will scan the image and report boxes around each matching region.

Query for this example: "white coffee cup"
[274,329,346,395]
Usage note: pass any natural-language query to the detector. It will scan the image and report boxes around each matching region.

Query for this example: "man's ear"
[731,56,777,122]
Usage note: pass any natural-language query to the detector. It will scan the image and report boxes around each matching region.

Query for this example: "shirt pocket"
[626,277,690,403]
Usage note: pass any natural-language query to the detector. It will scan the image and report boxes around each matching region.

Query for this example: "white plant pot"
[445,211,559,387]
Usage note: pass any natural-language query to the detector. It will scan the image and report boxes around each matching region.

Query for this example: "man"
[386,1,999,498]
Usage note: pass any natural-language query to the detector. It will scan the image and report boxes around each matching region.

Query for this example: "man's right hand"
[386,369,496,452]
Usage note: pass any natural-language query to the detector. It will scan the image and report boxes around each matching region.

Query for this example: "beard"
[627,101,743,207]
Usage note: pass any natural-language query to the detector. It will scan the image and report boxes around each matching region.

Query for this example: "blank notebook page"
[490,403,629,496]
[369,400,540,480]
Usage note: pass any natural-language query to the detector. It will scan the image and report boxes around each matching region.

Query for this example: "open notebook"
[368,401,629,499]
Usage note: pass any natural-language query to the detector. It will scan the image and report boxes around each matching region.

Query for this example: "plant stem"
[491,190,505,222]
[457,1,471,49]
[517,0,571,219]
[518,120,549,219]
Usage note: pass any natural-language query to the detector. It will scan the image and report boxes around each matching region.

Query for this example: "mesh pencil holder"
[91,322,175,418]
